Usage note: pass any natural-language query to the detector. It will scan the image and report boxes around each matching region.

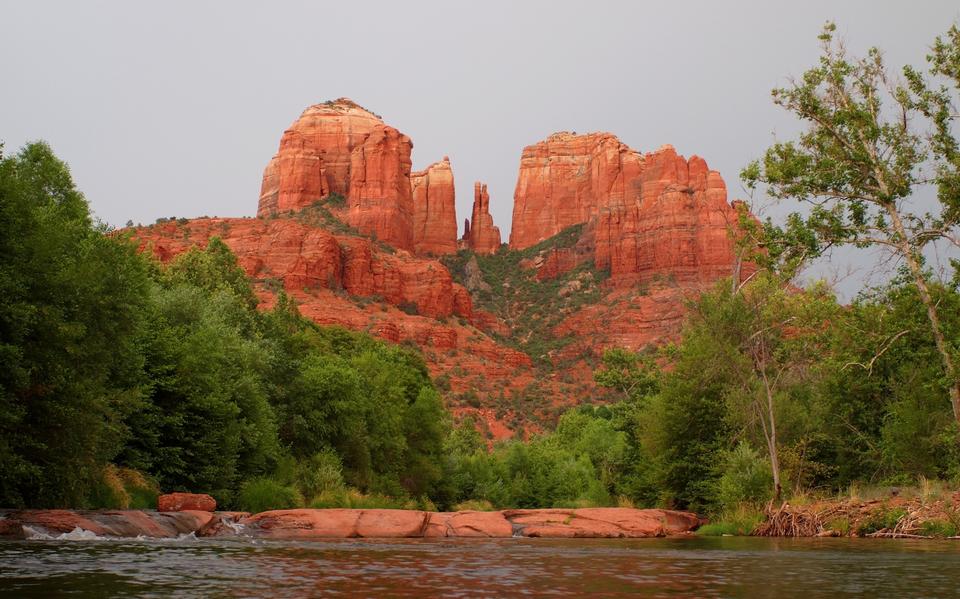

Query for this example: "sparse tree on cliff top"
[742,23,960,424]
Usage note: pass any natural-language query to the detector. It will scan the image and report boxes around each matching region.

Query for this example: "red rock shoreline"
[0,507,703,540]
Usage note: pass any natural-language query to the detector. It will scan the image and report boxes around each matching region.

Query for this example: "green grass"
[308,489,437,511]
[697,505,763,536]
[825,516,852,536]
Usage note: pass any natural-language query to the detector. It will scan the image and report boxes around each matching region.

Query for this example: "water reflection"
[1,536,959,597]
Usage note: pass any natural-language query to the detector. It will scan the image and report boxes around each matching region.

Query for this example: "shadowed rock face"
[0,508,702,540]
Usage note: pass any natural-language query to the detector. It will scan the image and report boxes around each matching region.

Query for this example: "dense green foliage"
[0,142,447,509]
[437,408,628,509]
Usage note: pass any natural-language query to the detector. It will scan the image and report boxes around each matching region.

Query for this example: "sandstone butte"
[258,98,447,253]
[0,507,703,540]
[411,157,458,256]
[461,181,502,254]
[132,99,756,439]
[510,131,751,285]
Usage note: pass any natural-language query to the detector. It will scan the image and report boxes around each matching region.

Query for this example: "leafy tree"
[743,22,960,424]
[593,348,658,402]
[0,141,152,507]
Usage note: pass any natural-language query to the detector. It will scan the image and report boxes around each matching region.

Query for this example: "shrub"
[297,450,347,498]
[713,442,773,509]
[237,478,302,513]
[85,465,159,509]
[308,488,411,509]
[398,301,419,315]
[825,517,852,536]
[856,507,907,535]
[919,519,958,537]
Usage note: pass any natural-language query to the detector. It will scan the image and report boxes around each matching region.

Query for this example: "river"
[1,536,958,597]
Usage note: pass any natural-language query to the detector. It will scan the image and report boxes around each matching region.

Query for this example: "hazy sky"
[4,1,959,294]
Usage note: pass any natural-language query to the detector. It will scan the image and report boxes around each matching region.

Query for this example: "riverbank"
[731,487,960,538]
[0,507,703,540]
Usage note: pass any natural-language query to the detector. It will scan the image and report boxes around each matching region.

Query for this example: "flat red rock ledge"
[0,508,701,540]
[236,508,702,539]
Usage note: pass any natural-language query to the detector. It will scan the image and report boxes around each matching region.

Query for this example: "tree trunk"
[760,367,783,503]
[886,205,960,424]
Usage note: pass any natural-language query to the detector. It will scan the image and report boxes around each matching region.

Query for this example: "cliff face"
[258,99,382,216]
[594,144,749,285]
[258,99,418,252]
[136,218,469,319]
[461,182,501,254]
[346,124,415,251]
[509,132,642,250]
[411,158,458,256]
[509,132,749,286]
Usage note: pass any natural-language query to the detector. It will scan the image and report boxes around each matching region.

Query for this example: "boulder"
[158,492,216,512]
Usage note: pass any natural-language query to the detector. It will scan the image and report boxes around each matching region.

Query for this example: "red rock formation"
[411,157,458,255]
[158,493,216,512]
[509,132,750,286]
[462,182,501,254]
[346,124,415,251]
[133,218,470,320]
[0,507,702,540]
[509,132,641,249]
[221,507,700,539]
[4,510,214,539]
[594,145,750,285]
[137,106,763,440]
[258,99,383,217]
[257,99,417,252]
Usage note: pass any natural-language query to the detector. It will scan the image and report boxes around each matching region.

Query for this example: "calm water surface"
[1,535,958,597]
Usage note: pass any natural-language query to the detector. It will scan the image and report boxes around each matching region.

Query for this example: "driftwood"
[752,502,825,537]
[753,499,960,538]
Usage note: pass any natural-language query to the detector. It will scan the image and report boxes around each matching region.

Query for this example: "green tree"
[743,22,960,424]
[0,141,153,507]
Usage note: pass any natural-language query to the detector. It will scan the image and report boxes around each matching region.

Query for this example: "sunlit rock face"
[510,132,749,285]
[411,157,458,256]
[258,98,415,251]
[461,182,501,255]
[258,99,383,217]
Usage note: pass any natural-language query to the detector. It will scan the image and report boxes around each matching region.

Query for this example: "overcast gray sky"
[4,1,959,295]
